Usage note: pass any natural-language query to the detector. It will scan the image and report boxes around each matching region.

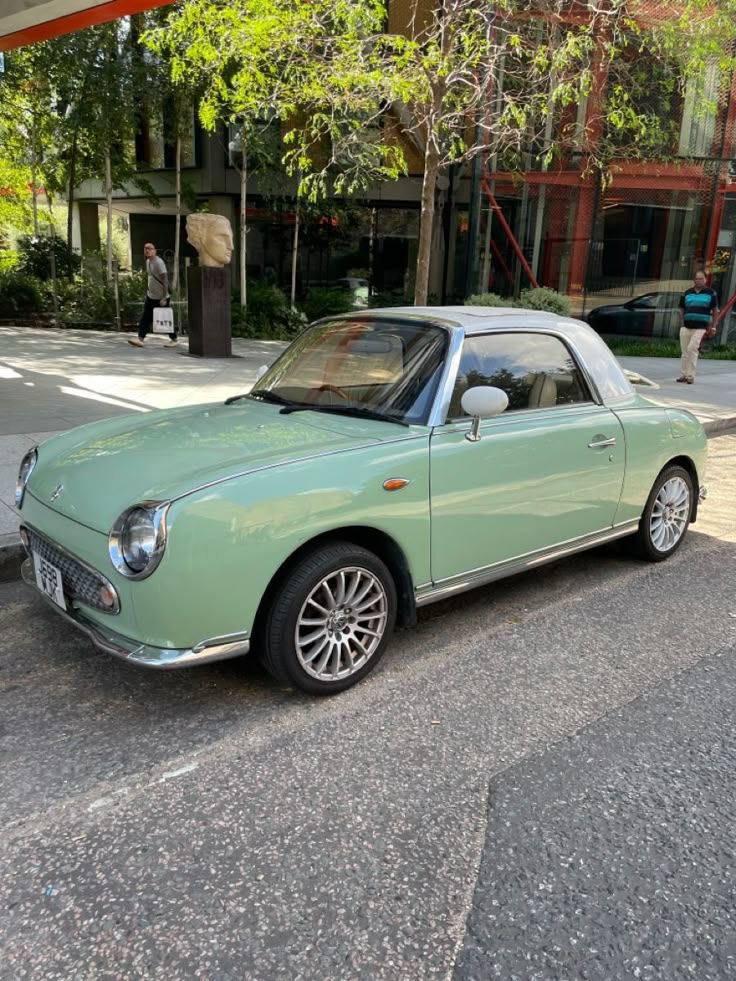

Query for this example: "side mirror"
[255,364,268,381]
[460,386,508,442]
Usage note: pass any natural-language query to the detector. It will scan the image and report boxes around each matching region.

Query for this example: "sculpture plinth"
[187,266,232,358]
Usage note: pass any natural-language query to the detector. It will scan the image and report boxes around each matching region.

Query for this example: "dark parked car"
[586,291,683,338]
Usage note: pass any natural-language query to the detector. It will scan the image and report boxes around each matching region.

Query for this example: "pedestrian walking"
[128,242,177,348]
[677,269,717,383]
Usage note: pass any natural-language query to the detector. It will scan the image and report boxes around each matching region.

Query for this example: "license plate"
[33,553,66,610]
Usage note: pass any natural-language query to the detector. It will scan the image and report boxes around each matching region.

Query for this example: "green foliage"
[369,288,411,308]
[466,292,514,308]
[151,0,407,207]
[0,270,43,314]
[606,338,736,360]
[518,288,571,316]
[0,249,20,272]
[231,280,304,339]
[0,160,33,240]
[466,289,569,314]
[17,235,80,281]
[299,288,355,322]
[119,270,148,322]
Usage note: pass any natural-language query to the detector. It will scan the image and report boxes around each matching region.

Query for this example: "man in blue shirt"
[677,270,717,383]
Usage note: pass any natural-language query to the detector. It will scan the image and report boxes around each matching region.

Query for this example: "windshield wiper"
[280,404,408,427]
[225,389,293,407]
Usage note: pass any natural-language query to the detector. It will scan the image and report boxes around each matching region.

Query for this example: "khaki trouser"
[680,326,707,379]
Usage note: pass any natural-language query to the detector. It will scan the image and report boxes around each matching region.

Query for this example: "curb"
[703,416,736,437]
[0,538,24,583]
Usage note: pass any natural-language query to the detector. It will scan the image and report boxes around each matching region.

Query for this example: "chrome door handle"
[588,436,617,449]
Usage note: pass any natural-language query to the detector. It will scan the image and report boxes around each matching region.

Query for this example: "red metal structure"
[0,0,172,52]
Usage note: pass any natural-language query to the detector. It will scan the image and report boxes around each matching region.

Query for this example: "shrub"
[119,270,147,324]
[369,288,411,308]
[0,249,19,272]
[299,286,355,322]
[465,292,513,307]
[231,280,305,339]
[57,276,115,324]
[0,270,44,314]
[518,287,571,316]
[17,235,81,281]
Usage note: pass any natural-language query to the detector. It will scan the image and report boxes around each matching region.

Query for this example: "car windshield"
[248,317,449,425]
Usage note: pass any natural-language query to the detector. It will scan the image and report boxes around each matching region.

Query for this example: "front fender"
[130,435,431,648]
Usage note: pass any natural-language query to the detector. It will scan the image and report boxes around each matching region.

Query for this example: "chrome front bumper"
[21,558,250,669]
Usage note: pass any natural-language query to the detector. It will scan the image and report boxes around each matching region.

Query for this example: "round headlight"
[16,448,38,508]
[109,502,169,579]
[121,508,156,573]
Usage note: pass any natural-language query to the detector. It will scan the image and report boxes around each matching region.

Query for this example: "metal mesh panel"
[462,20,736,335]
[26,528,113,613]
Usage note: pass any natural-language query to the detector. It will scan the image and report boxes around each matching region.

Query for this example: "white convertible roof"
[369,305,561,333]
[362,305,635,403]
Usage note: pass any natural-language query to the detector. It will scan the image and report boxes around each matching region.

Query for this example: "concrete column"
[77,202,101,254]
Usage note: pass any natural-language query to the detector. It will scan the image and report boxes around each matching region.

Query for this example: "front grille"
[25,528,117,613]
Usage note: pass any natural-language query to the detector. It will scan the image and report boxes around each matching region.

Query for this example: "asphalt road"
[1,435,735,981]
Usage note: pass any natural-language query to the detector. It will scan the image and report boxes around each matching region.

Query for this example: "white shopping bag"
[152,306,175,334]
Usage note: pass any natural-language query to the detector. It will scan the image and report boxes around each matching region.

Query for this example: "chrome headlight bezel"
[109,501,170,580]
[15,447,38,508]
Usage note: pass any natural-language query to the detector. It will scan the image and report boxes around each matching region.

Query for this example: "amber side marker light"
[383,478,411,492]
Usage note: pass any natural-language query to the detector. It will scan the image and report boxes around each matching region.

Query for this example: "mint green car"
[16,308,707,694]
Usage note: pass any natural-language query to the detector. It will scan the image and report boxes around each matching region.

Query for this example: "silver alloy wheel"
[650,476,690,552]
[295,565,388,682]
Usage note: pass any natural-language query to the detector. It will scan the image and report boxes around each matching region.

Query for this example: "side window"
[447,333,591,419]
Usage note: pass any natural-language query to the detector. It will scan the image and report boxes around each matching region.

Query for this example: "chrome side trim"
[22,559,250,669]
[427,325,465,428]
[415,521,639,607]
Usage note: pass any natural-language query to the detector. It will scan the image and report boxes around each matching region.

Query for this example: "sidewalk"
[2,325,735,574]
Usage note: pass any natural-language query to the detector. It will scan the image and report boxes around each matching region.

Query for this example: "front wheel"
[628,464,693,562]
[260,542,397,694]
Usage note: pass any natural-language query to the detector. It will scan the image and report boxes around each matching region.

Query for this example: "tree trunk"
[240,126,247,309]
[105,149,113,283]
[173,135,181,293]
[415,146,439,305]
[31,111,39,237]
[291,204,300,309]
[66,131,79,278]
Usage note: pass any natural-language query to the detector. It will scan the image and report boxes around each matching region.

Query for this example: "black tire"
[260,542,397,695]
[627,464,693,562]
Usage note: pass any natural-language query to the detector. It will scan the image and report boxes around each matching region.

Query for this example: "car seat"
[527,372,557,408]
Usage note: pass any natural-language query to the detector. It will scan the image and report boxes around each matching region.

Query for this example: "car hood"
[26,400,396,533]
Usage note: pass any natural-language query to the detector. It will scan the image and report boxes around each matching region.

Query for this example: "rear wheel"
[260,542,397,694]
[628,464,693,561]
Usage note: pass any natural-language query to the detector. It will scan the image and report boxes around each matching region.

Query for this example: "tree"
[0,160,33,244]
[147,0,405,308]
[276,0,736,304]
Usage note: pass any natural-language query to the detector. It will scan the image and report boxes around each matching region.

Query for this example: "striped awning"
[0,0,173,51]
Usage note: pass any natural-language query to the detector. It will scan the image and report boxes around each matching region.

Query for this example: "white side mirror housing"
[460,386,508,441]
[461,386,508,418]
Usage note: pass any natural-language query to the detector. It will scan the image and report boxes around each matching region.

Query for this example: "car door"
[430,331,626,584]
[624,294,658,336]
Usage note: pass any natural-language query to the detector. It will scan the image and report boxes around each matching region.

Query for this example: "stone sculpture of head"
[186,213,234,267]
